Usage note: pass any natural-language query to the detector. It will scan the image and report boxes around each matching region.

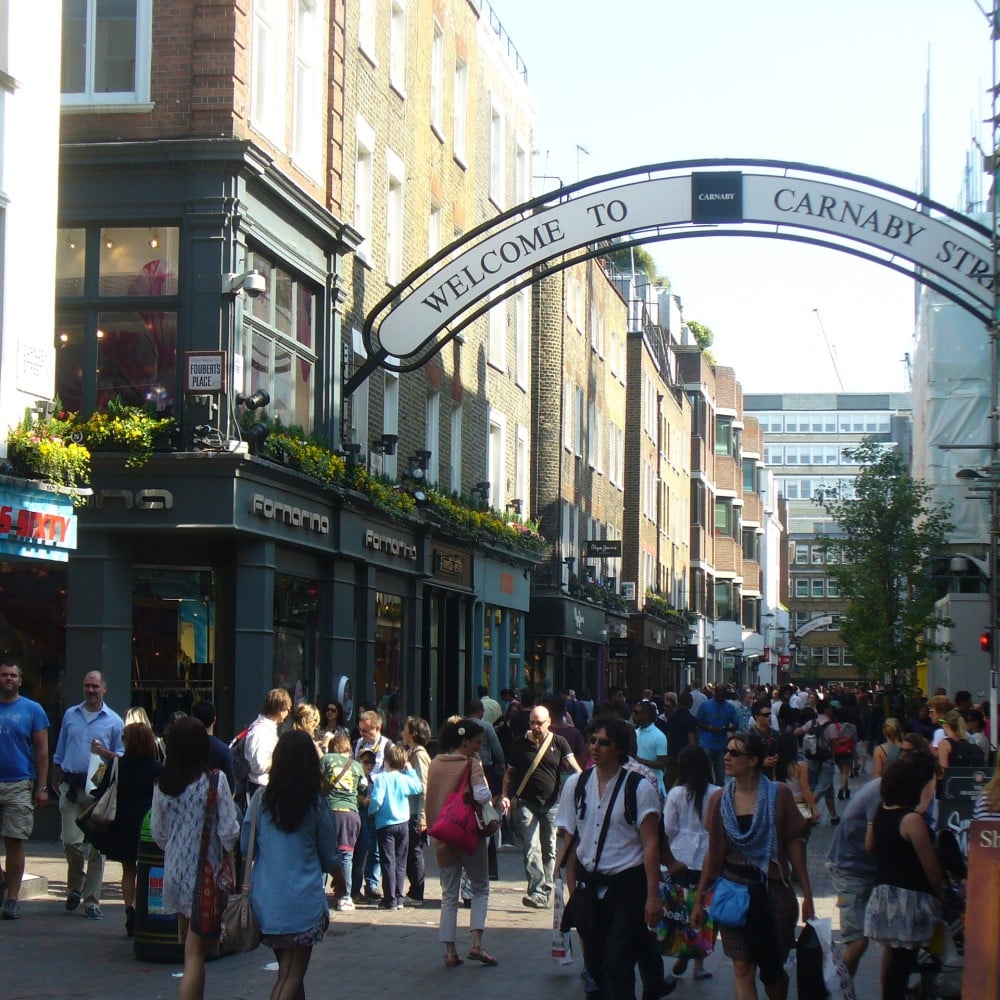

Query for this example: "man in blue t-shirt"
[696,685,740,785]
[631,700,669,799]
[0,659,50,920]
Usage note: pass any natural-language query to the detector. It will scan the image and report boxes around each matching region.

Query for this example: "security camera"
[221,269,268,298]
[241,270,266,298]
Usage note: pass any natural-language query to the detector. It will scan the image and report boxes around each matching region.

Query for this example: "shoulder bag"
[470,764,501,838]
[190,770,234,939]
[707,875,750,927]
[76,756,119,835]
[511,731,554,807]
[219,789,262,954]
[560,769,627,934]
[428,758,480,854]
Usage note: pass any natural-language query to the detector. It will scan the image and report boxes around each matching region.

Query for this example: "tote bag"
[428,760,479,854]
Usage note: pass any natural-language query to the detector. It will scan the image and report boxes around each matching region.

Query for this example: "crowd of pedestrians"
[0,661,996,999]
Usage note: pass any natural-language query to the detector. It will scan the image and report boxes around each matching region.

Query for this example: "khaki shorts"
[0,779,35,840]
[829,864,875,943]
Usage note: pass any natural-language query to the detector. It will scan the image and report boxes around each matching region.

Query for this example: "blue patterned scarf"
[720,776,778,880]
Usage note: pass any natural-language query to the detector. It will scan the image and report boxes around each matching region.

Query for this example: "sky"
[493,0,993,395]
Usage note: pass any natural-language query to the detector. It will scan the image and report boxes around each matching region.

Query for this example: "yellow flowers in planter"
[75,397,176,469]
[6,409,91,491]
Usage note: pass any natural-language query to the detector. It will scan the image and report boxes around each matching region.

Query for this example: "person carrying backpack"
[797,706,839,825]
[824,707,858,802]
[938,711,986,768]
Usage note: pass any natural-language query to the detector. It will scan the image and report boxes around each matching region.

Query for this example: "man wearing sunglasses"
[556,718,677,1000]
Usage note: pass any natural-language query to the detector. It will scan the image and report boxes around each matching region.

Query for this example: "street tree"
[814,438,952,691]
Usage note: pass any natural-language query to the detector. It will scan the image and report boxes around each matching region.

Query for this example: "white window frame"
[564,383,574,453]
[514,290,529,388]
[428,200,442,257]
[388,0,406,96]
[358,0,376,61]
[382,371,399,480]
[514,134,529,204]
[250,0,288,148]
[292,0,323,178]
[453,59,468,165]
[514,424,529,511]
[489,97,505,208]
[488,410,506,510]
[587,399,597,468]
[574,385,584,457]
[487,291,506,371]
[61,0,153,109]
[425,391,440,484]
[386,150,405,284]
[350,328,369,446]
[430,19,444,136]
[353,116,375,262]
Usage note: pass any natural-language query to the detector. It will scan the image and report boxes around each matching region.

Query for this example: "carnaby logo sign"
[365,529,417,562]
[348,160,992,392]
[692,171,743,223]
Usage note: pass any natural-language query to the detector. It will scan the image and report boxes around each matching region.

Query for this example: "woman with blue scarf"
[691,730,814,1000]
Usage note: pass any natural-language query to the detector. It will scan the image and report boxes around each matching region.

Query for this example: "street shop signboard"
[0,483,77,562]
[938,765,993,860]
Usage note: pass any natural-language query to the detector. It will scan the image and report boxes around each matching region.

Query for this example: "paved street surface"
[4,778,880,999]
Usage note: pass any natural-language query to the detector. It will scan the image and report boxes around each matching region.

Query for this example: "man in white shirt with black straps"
[557,716,676,1000]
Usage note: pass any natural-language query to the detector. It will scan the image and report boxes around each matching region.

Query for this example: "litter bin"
[134,810,183,963]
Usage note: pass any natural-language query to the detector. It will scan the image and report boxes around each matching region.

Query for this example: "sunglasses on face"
[724,748,752,758]
[589,737,613,747]
[326,707,337,713]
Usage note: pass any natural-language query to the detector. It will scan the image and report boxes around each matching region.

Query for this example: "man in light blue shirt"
[53,671,124,919]
[696,686,740,785]
[631,700,669,799]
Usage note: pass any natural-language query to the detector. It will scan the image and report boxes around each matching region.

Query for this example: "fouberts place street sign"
[347,160,990,391]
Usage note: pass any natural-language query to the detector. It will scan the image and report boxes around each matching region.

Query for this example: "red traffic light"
[981,630,992,653]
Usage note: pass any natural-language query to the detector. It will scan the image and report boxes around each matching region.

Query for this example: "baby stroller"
[910,830,965,999]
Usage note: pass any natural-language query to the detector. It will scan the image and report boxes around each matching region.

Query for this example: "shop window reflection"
[274,575,319,704]
[375,593,403,723]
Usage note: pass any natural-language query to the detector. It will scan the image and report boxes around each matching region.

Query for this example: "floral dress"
[151,772,240,918]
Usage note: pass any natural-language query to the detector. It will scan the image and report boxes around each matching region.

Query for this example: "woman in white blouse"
[663,743,720,981]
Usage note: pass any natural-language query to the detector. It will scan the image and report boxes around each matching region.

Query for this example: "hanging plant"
[6,406,91,492]
[74,396,176,468]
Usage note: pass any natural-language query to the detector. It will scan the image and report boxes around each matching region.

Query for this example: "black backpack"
[573,767,645,826]
[947,737,986,768]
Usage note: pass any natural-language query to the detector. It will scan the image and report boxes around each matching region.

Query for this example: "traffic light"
[981,630,992,654]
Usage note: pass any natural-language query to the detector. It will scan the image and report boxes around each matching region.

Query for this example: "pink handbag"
[428,759,479,854]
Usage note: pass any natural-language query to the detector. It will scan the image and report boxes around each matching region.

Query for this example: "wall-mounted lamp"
[563,556,575,571]
[32,399,56,421]
[472,481,491,504]
[506,498,522,515]
[371,433,398,456]
[414,449,432,467]
[244,422,269,454]
[236,389,270,411]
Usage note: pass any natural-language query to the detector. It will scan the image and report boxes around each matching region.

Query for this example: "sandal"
[672,957,689,976]
[444,955,463,968]
[467,946,499,966]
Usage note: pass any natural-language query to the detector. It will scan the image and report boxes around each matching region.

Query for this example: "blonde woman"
[937,710,986,768]
[872,718,905,779]
[290,703,326,756]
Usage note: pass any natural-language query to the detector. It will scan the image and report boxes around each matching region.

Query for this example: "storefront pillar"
[233,539,276,727]
[65,532,133,711]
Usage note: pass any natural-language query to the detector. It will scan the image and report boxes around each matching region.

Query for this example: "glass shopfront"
[131,567,215,733]
[374,591,403,709]
[274,574,320,704]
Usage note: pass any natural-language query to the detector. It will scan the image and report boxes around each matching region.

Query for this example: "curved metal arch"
[346,160,993,393]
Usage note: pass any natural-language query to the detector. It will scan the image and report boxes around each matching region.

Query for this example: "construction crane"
[813,308,846,392]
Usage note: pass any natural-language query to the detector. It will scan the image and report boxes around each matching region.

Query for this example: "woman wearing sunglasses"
[691,731,815,1000]
[321,701,350,742]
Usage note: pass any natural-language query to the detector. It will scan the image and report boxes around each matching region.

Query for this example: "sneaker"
[84,903,103,920]
[364,887,382,901]
[336,897,355,912]
[66,889,83,912]
[522,894,549,909]
[1,899,18,920]
[402,896,425,907]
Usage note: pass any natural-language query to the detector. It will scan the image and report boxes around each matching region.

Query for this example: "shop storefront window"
[375,592,403,709]
[132,568,215,735]
[0,561,67,721]
[509,611,522,692]
[55,225,180,415]
[274,574,319,704]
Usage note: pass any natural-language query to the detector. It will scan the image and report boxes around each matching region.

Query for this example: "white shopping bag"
[810,917,857,1000]
[551,878,574,964]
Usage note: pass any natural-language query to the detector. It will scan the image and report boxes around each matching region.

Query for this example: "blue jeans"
[331,810,361,898]
[351,803,382,896]
[376,822,409,907]
[514,799,557,901]
[703,747,726,786]
[406,817,427,900]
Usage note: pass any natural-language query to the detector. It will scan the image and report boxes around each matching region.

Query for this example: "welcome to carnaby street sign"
[345,159,991,392]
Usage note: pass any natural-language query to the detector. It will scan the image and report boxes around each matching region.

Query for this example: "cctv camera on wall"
[221,269,268,298]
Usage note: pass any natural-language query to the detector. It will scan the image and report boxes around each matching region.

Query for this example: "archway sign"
[344,159,993,393]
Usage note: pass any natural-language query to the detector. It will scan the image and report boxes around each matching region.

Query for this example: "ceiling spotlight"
[236,389,270,411]
[148,234,159,249]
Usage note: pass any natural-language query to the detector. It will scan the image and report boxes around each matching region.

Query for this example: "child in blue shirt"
[369,744,423,909]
